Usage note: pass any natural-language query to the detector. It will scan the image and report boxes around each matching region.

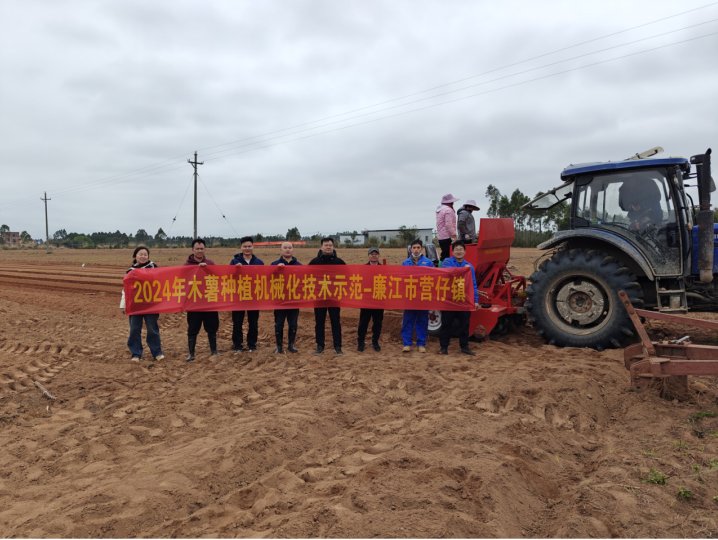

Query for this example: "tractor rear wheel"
[525,248,643,350]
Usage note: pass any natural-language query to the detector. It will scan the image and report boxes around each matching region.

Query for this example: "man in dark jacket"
[183,238,219,362]
[308,237,346,355]
[357,247,383,352]
[230,236,264,354]
[270,242,301,354]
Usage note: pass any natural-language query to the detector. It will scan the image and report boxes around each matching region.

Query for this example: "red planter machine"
[461,218,528,340]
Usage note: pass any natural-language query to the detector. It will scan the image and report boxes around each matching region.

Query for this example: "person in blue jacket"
[439,240,479,356]
[401,239,435,353]
[271,242,302,354]
[229,236,264,354]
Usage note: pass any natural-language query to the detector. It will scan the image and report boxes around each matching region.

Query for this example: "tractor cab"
[524,155,692,277]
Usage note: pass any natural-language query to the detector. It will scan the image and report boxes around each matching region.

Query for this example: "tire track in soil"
[0,262,717,538]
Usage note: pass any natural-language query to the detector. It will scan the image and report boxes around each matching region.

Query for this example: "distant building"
[362,228,434,244]
[1,232,20,245]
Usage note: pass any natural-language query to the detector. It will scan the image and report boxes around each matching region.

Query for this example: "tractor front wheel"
[525,248,643,350]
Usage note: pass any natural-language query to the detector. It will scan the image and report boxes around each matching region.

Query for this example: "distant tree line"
[485,185,571,247]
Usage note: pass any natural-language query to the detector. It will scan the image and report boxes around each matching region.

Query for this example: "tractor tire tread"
[525,248,644,350]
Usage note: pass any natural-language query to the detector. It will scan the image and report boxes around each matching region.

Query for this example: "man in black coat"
[357,247,383,352]
[308,237,346,355]
[270,242,302,354]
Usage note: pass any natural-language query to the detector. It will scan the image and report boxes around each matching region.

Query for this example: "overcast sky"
[1,0,716,241]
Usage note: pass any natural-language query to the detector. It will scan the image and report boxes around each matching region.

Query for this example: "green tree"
[53,229,67,240]
[73,235,95,249]
[20,231,33,244]
[135,229,150,243]
[155,227,167,247]
[255,233,264,242]
[485,185,501,218]
[286,227,301,241]
[397,225,419,247]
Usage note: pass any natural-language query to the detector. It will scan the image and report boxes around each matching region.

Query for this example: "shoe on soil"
[438,348,448,355]
[460,347,475,356]
[371,342,381,352]
[335,347,344,355]
[185,354,195,362]
[287,344,299,353]
[418,346,426,353]
[402,346,411,353]
[233,348,242,355]
[314,346,324,355]
[210,350,221,356]
[131,356,141,362]
[274,346,283,354]
[154,354,165,361]
[357,342,365,352]
[248,347,257,352]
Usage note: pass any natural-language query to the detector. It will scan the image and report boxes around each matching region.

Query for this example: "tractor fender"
[537,229,655,280]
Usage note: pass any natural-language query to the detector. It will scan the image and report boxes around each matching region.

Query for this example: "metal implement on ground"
[428,218,528,340]
[619,290,718,392]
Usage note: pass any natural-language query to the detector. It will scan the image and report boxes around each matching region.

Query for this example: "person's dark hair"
[133,246,150,264]
[321,237,334,246]
[240,236,253,245]
[452,240,466,250]
[192,238,206,248]
[410,238,423,248]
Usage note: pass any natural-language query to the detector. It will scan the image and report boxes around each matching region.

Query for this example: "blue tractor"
[523,147,714,350]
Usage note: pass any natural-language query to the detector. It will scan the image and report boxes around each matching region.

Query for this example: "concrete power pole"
[187,151,204,239]
[40,192,51,254]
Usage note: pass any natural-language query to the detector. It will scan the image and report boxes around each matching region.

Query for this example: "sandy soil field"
[1,246,718,538]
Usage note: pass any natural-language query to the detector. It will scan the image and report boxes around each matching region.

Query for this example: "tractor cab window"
[574,168,680,275]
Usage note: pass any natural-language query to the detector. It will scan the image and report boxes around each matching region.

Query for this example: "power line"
[197,173,240,237]
[1,5,717,211]
[196,18,718,162]
[200,31,718,164]
[3,28,715,218]
[0,2,718,209]
[187,1,718,154]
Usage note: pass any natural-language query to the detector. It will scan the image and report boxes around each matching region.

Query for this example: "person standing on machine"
[436,193,459,261]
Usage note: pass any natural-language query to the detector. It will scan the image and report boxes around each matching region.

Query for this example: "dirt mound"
[1,259,717,538]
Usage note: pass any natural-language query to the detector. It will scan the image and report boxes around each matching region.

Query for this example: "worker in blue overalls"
[401,239,435,353]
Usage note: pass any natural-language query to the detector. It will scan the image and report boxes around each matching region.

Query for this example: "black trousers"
[314,307,341,348]
[232,310,259,349]
[439,238,452,261]
[274,309,299,331]
[439,310,471,349]
[358,309,384,344]
[187,311,219,337]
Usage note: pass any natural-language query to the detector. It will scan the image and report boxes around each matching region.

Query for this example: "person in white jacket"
[120,246,164,362]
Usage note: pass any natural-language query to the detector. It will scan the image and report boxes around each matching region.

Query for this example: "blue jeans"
[401,310,429,346]
[127,314,163,358]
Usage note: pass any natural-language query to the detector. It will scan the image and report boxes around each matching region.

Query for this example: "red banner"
[124,265,474,315]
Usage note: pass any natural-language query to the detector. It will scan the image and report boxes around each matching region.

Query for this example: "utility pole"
[40,192,51,254]
[187,151,204,239]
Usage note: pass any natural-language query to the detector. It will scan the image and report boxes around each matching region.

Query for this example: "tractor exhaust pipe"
[691,149,714,284]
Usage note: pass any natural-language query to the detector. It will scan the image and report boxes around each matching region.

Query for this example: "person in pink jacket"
[436,193,459,261]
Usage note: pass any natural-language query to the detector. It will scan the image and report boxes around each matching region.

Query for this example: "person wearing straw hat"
[436,193,459,261]
[457,199,480,244]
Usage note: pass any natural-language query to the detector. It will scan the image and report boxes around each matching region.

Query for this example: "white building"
[362,228,434,244]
